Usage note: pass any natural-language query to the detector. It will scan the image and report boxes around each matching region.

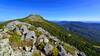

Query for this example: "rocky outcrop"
[0,21,86,56]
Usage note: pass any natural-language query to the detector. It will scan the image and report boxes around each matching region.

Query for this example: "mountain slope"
[0,15,100,56]
[54,21,100,42]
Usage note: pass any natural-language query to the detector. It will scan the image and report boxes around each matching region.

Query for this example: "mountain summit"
[25,14,45,22]
[0,15,100,56]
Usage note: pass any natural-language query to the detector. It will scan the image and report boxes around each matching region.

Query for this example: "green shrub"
[35,30,42,37]
[52,47,59,56]
[28,26,36,31]
[38,42,45,50]
[63,43,76,55]
[16,24,22,28]
[32,50,40,56]
[0,24,4,29]
[9,33,22,47]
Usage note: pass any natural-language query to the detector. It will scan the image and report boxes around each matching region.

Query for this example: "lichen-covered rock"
[6,21,31,31]
[37,27,49,35]
[3,28,9,32]
[20,25,29,34]
[44,37,49,43]
[0,38,12,56]
[59,45,68,56]
[79,52,86,56]
[38,34,49,44]
[25,31,36,39]
[0,32,10,39]
[23,52,32,56]
[25,46,31,52]
[11,50,22,56]
[44,44,53,55]
[41,52,45,56]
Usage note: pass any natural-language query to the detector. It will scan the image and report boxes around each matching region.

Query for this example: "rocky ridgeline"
[0,21,86,56]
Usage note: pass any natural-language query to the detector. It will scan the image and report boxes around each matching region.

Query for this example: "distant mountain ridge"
[53,21,100,42]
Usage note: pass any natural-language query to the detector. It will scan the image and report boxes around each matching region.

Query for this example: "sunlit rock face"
[0,20,86,56]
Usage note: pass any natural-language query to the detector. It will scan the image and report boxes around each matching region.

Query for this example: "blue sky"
[0,0,100,21]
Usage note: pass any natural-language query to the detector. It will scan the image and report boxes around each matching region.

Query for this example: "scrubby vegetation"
[0,23,4,29]
[9,33,22,47]
[22,39,33,47]
[63,43,76,55]
[32,50,41,56]
[38,42,45,50]
[9,29,33,48]
[52,47,59,56]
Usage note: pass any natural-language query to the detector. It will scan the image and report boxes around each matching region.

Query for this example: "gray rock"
[25,31,36,39]
[59,45,68,56]
[20,25,29,34]
[22,52,32,56]
[75,50,86,56]
[6,21,31,31]
[25,46,31,52]
[37,27,49,35]
[77,52,86,56]
[0,38,12,56]
[38,34,49,44]
[44,44,53,55]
